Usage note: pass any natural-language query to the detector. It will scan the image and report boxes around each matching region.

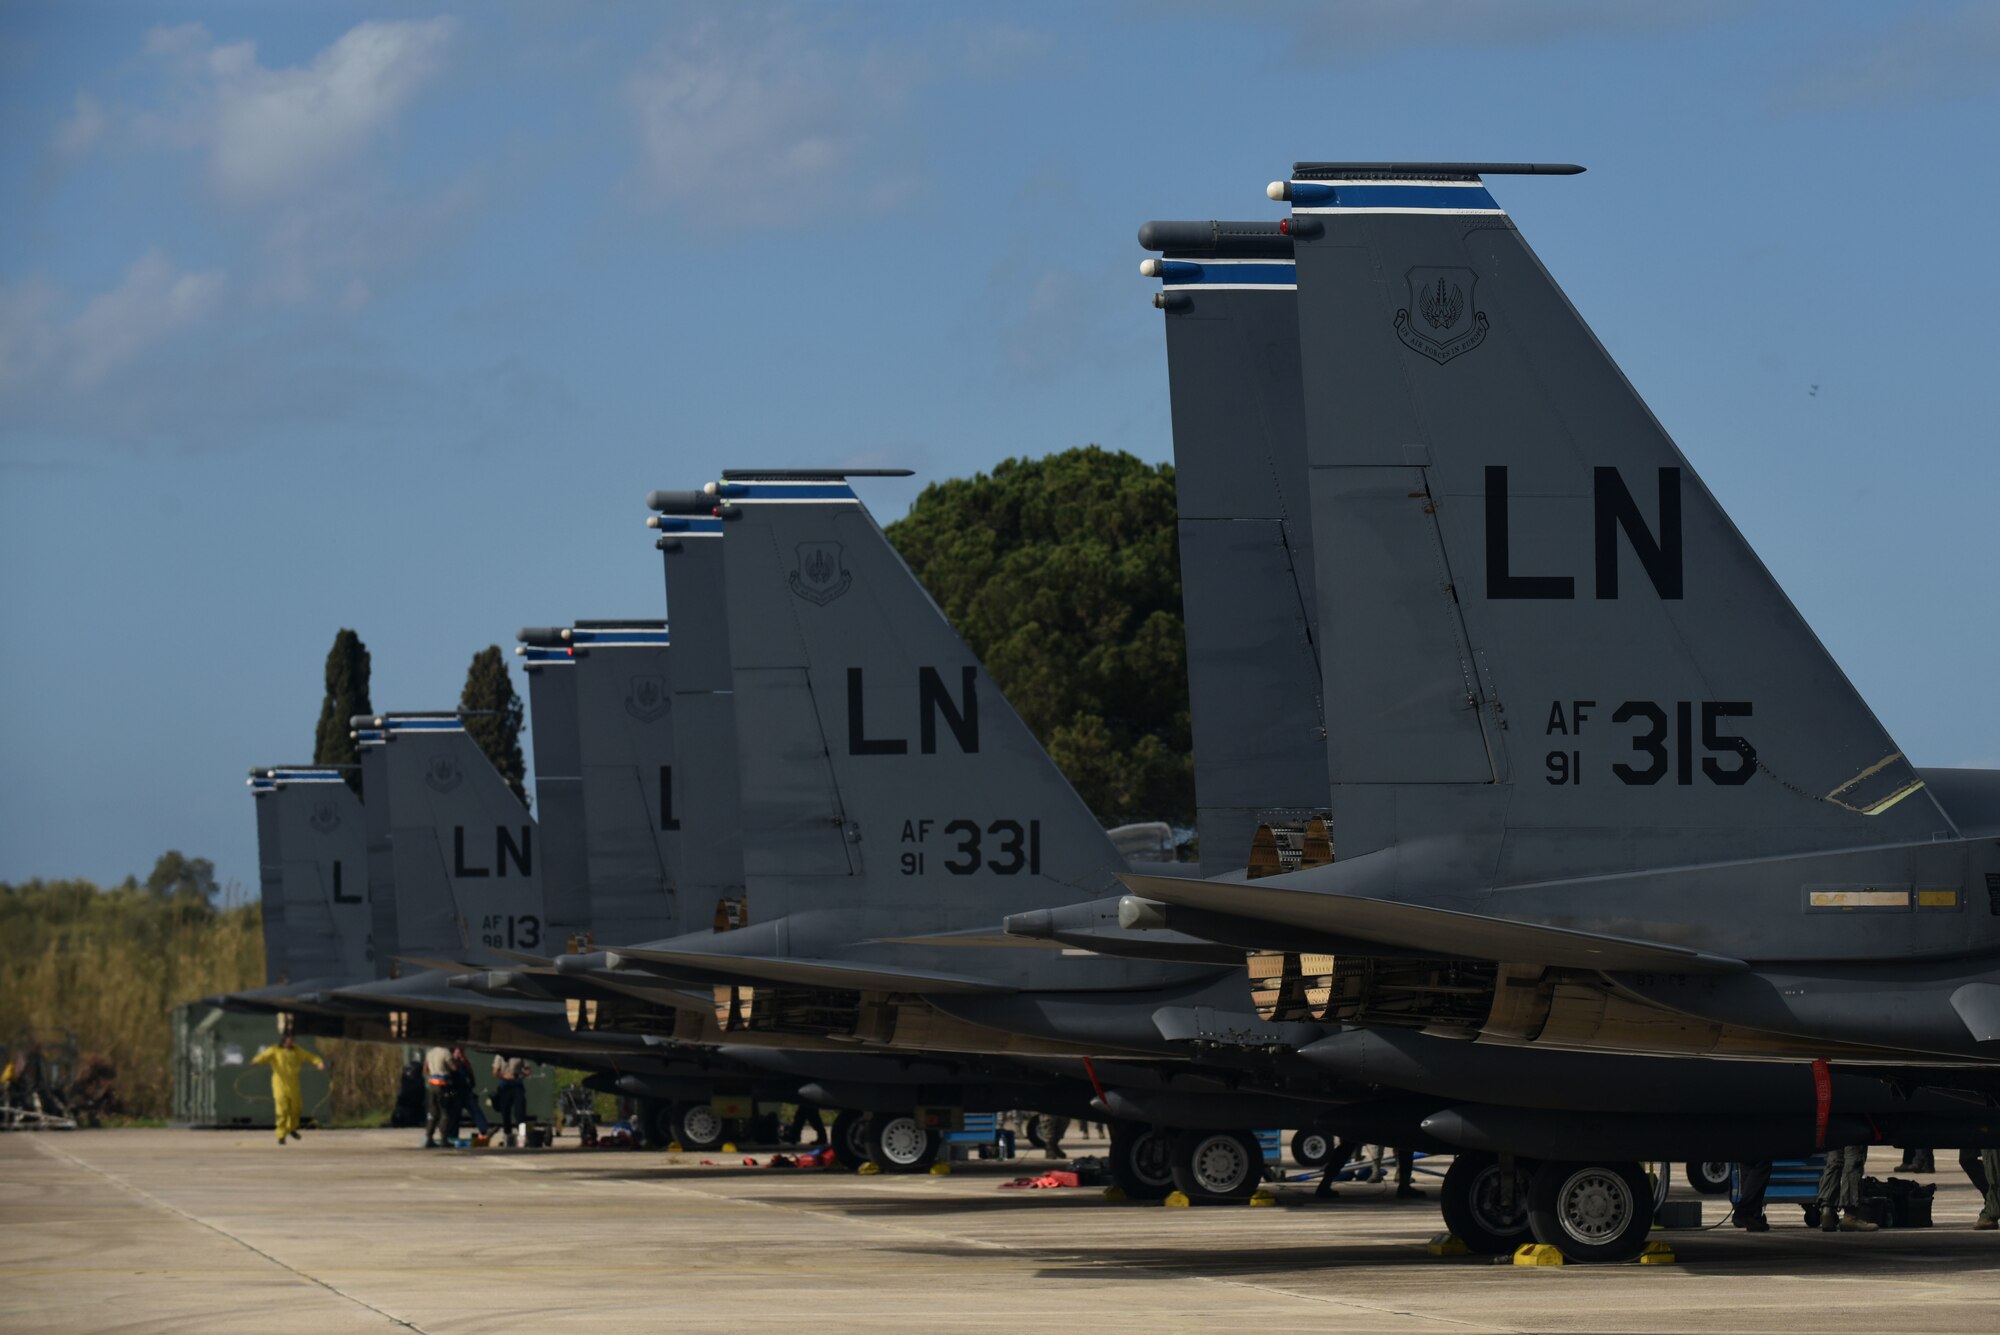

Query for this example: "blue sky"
[4,1,1998,896]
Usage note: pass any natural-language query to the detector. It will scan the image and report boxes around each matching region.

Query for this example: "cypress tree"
[313,628,372,792]
[460,645,529,807]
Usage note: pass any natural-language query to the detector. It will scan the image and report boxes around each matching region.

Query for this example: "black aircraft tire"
[830,1111,872,1168]
[1684,1161,1735,1196]
[1169,1129,1264,1202]
[865,1114,940,1172]
[1291,1128,1332,1171]
[1108,1125,1177,1200]
[1439,1153,1535,1255]
[1527,1160,1656,1264]
[638,1098,677,1150]
[670,1101,727,1152]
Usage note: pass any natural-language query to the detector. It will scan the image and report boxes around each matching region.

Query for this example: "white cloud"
[0,250,225,397]
[51,93,105,159]
[622,13,920,221]
[104,18,460,202]
[203,18,460,202]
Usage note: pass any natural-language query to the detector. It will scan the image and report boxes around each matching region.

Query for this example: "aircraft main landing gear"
[829,1111,872,1168]
[865,1114,940,1172]
[1107,1124,1177,1200]
[670,1101,727,1152]
[1526,1160,1656,1264]
[1169,1129,1264,1202]
[1438,1152,1534,1254]
[1684,1161,1734,1196]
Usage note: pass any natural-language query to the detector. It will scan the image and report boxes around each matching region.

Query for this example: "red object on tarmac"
[1000,1170,1081,1190]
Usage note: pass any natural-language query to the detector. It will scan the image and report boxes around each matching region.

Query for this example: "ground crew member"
[1037,1112,1069,1159]
[422,1044,457,1148]
[448,1047,490,1138]
[1734,1160,1773,1231]
[784,1099,826,1147]
[1816,1144,1879,1231]
[250,1034,325,1145]
[491,1054,533,1146]
[1969,1147,2000,1231]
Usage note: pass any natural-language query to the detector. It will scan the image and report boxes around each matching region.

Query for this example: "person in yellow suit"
[251,1034,327,1144]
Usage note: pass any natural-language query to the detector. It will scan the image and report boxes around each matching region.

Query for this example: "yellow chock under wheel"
[1639,1241,1677,1265]
[1426,1233,1469,1257]
[666,1141,684,1153]
[720,1142,738,1153]
[1101,1186,1128,1203]
[857,1161,882,1175]
[928,1162,952,1175]
[1164,1190,1193,1208]
[1513,1243,1566,1266]
[1247,1190,1277,1207]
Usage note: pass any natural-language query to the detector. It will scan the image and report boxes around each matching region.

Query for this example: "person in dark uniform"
[1817,1144,1880,1231]
[1734,1160,1773,1231]
[785,1100,826,1147]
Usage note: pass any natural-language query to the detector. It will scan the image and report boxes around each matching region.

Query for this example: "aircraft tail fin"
[1140,219,1327,871]
[248,767,370,984]
[1274,162,1947,877]
[711,474,1138,932]
[355,713,548,961]
[517,629,590,948]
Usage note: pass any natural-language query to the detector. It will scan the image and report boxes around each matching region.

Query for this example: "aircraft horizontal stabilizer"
[871,928,1057,949]
[1116,874,1745,974]
[608,946,1019,995]
[391,954,485,975]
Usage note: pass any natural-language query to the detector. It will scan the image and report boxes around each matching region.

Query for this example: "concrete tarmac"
[3,1129,1997,1334]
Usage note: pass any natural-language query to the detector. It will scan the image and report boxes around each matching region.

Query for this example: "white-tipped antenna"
[1265,181,1290,201]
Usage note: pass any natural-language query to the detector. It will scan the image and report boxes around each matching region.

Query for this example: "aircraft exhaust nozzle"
[1117,896,1170,931]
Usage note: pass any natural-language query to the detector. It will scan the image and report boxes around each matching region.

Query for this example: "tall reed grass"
[1,879,400,1121]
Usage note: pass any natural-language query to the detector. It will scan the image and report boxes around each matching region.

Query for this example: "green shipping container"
[172,1004,332,1129]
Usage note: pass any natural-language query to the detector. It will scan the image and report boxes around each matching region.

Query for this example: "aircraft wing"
[1116,874,1745,974]
[607,946,1019,995]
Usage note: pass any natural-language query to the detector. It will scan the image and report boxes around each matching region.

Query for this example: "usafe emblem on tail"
[624,673,668,723]
[1395,266,1488,363]
[424,755,462,793]
[789,541,852,605]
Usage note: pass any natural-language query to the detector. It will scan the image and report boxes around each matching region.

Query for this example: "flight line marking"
[29,1137,427,1333]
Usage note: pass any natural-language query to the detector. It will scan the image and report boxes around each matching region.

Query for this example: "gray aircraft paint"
[352,713,546,961]
[1279,165,1968,885]
[692,476,1209,991]
[518,632,590,951]
[246,768,371,983]
[1126,165,1999,1062]
[565,623,682,946]
[1141,219,1327,872]
[654,516,750,920]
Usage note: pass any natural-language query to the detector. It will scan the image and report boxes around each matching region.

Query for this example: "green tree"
[142,850,218,910]
[313,628,372,791]
[885,446,1191,826]
[460,645,528,807]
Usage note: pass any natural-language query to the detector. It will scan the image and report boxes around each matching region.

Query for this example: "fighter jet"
[1118,163,2000,1072]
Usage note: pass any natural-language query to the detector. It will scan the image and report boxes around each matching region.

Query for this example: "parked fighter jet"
[1119,163,2000,1072]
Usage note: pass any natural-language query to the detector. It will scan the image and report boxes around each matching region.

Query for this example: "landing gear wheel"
[1170,1129,1263,1202]
[1440,1153,1535,1255]
[1527,1160,1655,1264]
[1291,1128,1332,1171]
[1685,1161,1734,1196]
[1108,1125,1177,1200]
[866,1114,940,1172]
[670,1101,726,1152]
[829,1111,872,1168]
